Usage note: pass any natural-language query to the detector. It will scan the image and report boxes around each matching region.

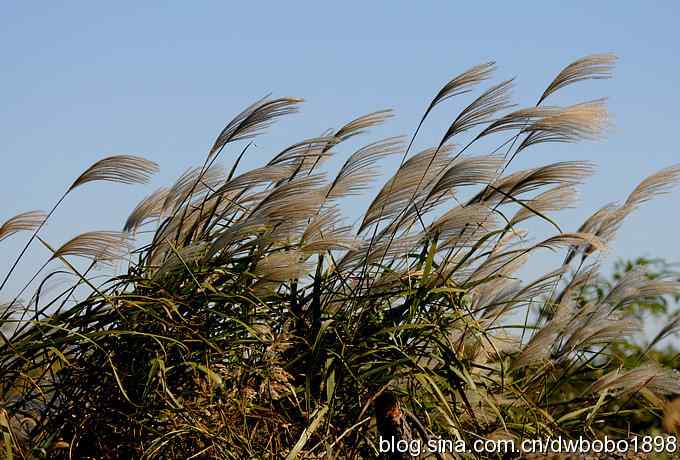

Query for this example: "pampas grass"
[0,211,46,243]
[2,53,680,459]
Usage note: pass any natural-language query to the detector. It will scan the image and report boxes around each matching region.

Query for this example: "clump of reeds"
[2,53,680,459]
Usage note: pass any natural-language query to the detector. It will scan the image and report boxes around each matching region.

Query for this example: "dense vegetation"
[2,54,680,459]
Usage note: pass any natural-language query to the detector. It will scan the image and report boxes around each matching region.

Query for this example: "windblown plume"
[516,99,609,152]
[51,231,132,263]
[248,174,327,223]
[539,53,617,105]
[1,301,11,318]
[489,228,529,258]
[603,269,680,309]
[470,161,595,205]
[562,307,639,352]
[512,300,575,369]
[509,185,578,226]
[515,267,568,303]
[563,203,618,264]
[291,112,394,183]
[215,164,296,196]
[554,262,602,305]
[512,320,563,370]
[69,155,159,192]
[207,175,327,258]
[477,106,561,138]
[208,97,303,159]
[0,300,21,322]
[531,232,606,254]
[602,268,649,307]
[301,207,359,253]
[267,137,338,167]
[359,146,453,232]
[473,277,522,316]
[162,164,226,215]
[467,250,529,287]
[151,194,229,261]
[588,165,680,254]
[253,250,311,283]
[1,300,24,336]
[333,110,394,142]
[426,154,505,202]
[0,211,47,242]
[201,219,263,261]
[124,187,169,233]
[592,363,680,396]
[439,79,515,146]
[624,164,680,210]
[648,311,680,352]
[424,62,496,119]
[325,137,403,200]
[428,204,498,247]
[338,234,421,271]
[153,242,207,279]
[566,165,680,265]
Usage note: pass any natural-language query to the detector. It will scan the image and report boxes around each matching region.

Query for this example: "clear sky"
[1,2,679,294]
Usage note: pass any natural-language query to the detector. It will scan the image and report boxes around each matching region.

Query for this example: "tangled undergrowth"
[2,54,680,459]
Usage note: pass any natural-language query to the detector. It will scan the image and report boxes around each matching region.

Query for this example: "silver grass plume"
[333,110,394,142]
[215,164,297,196]
[530,232,607,254]
[516,99,609,152]
[469,161,595,205]
[428,204,499,249]
[512,300,575,369]
[153,242,208,280]
[162,163,225,215]
[538,53,617,105]
[592,363,680,396]
[424,62,497,119]
[566,164,680,264]
[207,175,327,258]
[267,137,338,168]
[425,154,505,202]
[51,231,133,263]
[561,302,639,353]
[69,155,159,192]
[324,137,404,201]
[300,207,359,254]
[253,250,311,283]
[124,187,169,233]
[439,79,515,147]
[360,146,453,232]
[208,97,303,159]
[0,211,47,242]
[508,185,578,226]
[624,164,680,210]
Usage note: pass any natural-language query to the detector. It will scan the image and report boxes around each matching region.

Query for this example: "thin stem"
[0,190,69,292]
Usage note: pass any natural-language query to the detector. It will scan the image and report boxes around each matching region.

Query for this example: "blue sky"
[1,2,679,294]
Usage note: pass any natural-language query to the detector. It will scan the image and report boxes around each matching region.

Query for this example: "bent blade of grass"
[286,405,328,460]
